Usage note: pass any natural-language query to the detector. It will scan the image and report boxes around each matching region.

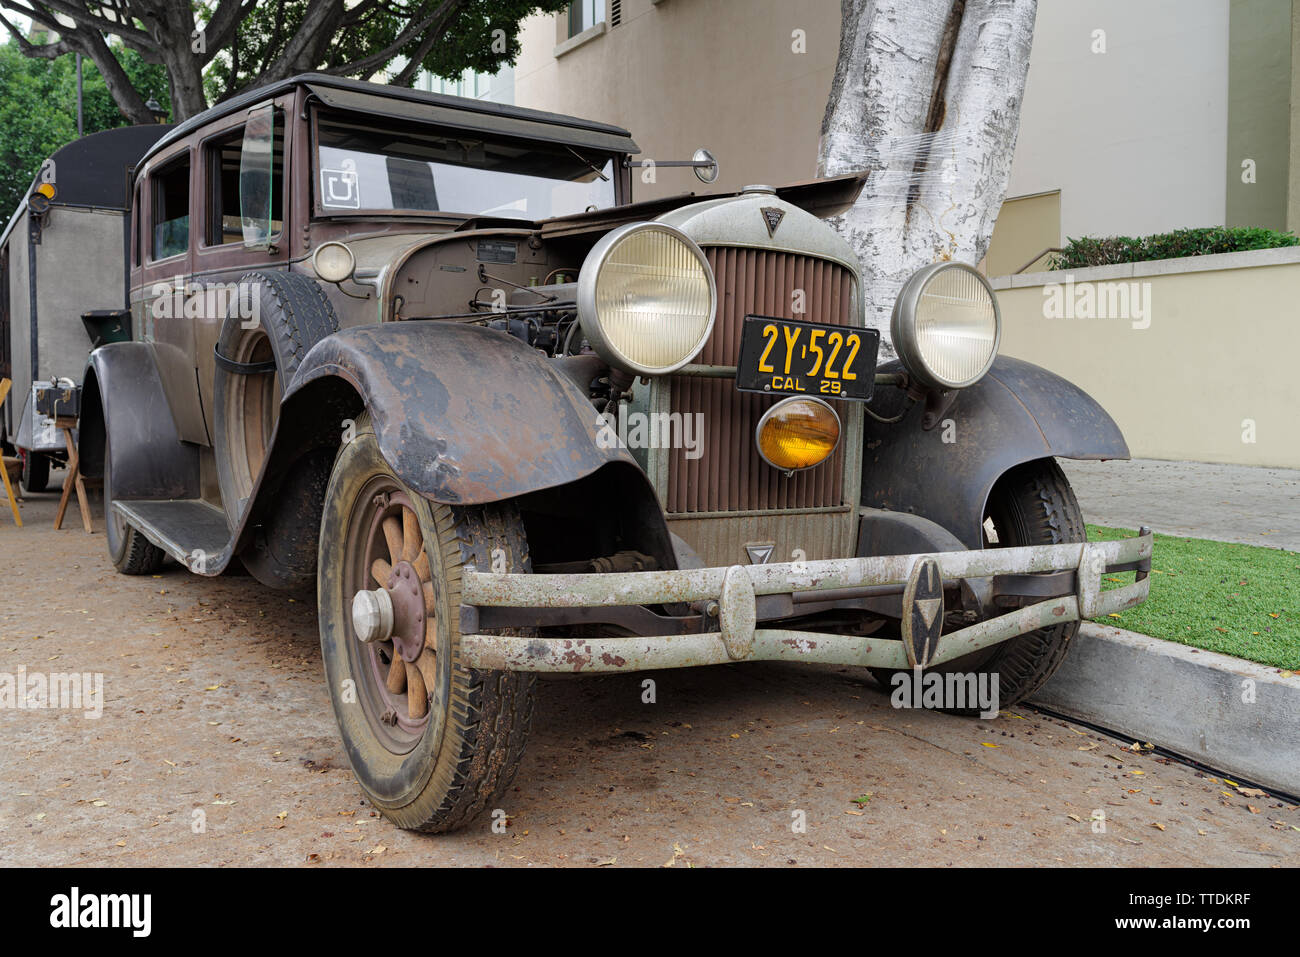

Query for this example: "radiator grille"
[666,247,855,513]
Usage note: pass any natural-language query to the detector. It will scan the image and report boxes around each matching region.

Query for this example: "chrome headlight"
[891,262,1000,390]
[312,241,355,283]
[577,222,716,376]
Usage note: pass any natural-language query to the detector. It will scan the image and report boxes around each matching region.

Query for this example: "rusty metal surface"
[460,577,1146,674]
[862,356,1131,549]
[667,248,855,513]
[285,321,636,504]
[458,530,1153,673]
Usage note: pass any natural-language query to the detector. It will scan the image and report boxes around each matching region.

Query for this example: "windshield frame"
[308,106,626,223]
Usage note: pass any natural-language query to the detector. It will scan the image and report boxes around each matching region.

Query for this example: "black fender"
[79,342,198,500]
[861,355,1129,549]
[282,321,637,504]
[245,320,677,573]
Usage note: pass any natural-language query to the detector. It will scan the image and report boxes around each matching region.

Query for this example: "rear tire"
[103,434,164,575]
[20,450,48,494]
[873,458,1086,713]
[318,413,536,832]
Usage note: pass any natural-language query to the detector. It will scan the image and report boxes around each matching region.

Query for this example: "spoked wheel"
[872,457,1086,713]
[319,413,537,832]
[346,481,437,743]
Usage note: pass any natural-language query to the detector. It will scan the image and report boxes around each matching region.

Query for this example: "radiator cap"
[741,184,777,195]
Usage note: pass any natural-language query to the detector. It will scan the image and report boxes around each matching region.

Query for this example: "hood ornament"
[760,206,785,238]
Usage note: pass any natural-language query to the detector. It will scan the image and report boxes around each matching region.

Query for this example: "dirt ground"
[1,480,1296,867]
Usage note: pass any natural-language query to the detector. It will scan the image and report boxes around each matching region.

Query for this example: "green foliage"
[205,0,571,102]
[0,39,168,223]
[1052,226,1299,269]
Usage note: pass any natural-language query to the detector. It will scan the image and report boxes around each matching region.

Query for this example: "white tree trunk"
[818,0,1036,355]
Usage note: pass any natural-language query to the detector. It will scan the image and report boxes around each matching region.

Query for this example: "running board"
[112,500,233,574]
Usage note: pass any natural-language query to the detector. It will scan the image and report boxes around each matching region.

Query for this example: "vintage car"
[79,74,1152,832]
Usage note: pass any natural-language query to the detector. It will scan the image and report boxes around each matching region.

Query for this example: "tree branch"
[317,0,462,80]
[10,0,158,51]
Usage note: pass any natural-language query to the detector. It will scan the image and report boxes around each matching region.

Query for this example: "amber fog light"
[756,397,841,472]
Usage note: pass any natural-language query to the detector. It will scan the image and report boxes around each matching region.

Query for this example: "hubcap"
[344,480,439,751]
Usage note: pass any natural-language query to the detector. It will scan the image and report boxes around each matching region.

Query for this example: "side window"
[132,181,142,267]
[207,110,284,246]
[151,156,190,261]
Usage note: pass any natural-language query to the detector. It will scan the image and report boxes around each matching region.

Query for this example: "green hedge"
[1050,226,1298,270]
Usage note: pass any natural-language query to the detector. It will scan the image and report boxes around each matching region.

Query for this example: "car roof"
[137,73,640,169]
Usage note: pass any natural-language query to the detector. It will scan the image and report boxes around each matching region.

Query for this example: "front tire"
[318,414,536,832]
[873,458,1086,713]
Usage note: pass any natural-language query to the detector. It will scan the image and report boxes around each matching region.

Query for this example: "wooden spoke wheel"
[318,413,537,831]
[345,482,438,749]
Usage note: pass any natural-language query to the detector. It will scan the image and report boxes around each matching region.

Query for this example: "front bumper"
[457,529,1153,673]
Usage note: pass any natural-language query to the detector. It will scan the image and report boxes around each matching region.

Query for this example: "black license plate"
[735,315,879,401]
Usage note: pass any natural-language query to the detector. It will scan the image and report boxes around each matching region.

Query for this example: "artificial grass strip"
[1086,525,1298,670]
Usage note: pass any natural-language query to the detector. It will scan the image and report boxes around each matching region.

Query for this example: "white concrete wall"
[992,248,1300,469]
[1008,0,1230,242]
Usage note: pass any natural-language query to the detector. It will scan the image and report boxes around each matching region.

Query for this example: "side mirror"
[692,148,719,184]
[240,104,275,249]
[623,147,720,184]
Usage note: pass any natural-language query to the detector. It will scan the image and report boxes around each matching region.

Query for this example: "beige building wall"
[509,1,1274,262]
[511,0,841,200]
[993,250,1300,469]
[984,191,1061,276]
[1225,0,1293,230]
[1007,0,1230,243]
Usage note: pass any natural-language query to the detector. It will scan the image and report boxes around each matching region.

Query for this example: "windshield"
[315,111,616,220]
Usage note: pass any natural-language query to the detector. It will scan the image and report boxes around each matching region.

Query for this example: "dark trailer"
[0,123,168,492]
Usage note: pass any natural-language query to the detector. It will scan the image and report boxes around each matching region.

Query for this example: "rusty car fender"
[280,320,638,505]
[861,355,1129,549]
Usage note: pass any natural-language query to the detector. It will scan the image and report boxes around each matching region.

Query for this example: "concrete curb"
[1030,623,1300,797]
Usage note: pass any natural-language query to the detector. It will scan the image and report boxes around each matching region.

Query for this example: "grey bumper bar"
[457,530,1153,673]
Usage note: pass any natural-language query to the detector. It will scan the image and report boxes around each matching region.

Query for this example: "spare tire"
[213,270,338,527]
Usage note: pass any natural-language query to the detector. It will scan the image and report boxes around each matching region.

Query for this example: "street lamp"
[145,94,169,124]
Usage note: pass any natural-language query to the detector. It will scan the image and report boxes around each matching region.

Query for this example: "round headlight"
[312,241,355,284]
[756,397,841,472]
[577,222,716,375]
[891,262,1000,390]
